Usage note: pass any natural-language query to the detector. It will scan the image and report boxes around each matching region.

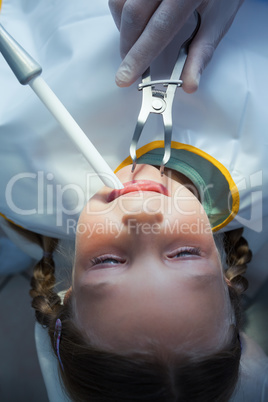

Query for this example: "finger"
[180,38,212,94]
[181,0,243,93]
[116,0,200,87]
[109,0,127,30]
[120,0,161,59]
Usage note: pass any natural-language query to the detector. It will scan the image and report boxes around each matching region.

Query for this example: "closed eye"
[90,255,126,267]
[167,247,201,259]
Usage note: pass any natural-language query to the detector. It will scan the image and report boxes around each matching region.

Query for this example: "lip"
[107,180,170,202]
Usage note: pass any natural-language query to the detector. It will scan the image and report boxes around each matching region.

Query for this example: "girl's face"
[73,164,231,355]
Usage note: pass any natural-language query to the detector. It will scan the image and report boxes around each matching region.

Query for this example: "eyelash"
[90,247,201,267]
[90,255,125,266]
[168,247,201,259]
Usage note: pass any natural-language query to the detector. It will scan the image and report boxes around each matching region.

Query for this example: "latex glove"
[109,0,244,93]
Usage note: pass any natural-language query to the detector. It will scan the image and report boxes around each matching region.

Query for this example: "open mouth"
[107,180,170,202]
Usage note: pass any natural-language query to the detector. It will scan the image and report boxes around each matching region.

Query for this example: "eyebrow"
[189,273,218,287]
[82,281,113,298]
[83,272,217,297]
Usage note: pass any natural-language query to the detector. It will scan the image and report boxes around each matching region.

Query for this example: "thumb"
[180,36,215,94]
[181,0,243,94]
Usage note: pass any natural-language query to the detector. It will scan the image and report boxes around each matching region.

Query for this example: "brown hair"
[30,228,252,402]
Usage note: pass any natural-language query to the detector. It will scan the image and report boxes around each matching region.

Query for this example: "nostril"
[154,213,163,223]
[122,212,163,226]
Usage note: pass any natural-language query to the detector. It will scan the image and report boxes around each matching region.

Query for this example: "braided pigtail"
[223,228,252,328]
[224,228,252,293]
[30,236,62,327]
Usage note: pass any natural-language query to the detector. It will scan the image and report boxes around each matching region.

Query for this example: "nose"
[122,211,163,227]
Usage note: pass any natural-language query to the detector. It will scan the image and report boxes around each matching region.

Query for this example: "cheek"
[75,220,109,258]
[172,192,205,217]
[74,218,127,274]
[75,217,100,246]
[162,212,211,241]
[76,201,116,243]
[81,198,115,215]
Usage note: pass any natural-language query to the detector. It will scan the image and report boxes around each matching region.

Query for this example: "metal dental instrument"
[0,24,124,190]
[130,11,201,176]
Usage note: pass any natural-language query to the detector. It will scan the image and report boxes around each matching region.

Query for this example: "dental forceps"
[130,11,201,175]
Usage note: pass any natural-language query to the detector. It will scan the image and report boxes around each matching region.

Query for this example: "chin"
[117,164,161,182]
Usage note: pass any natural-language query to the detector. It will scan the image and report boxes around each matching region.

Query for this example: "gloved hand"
[109,0,244,93]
